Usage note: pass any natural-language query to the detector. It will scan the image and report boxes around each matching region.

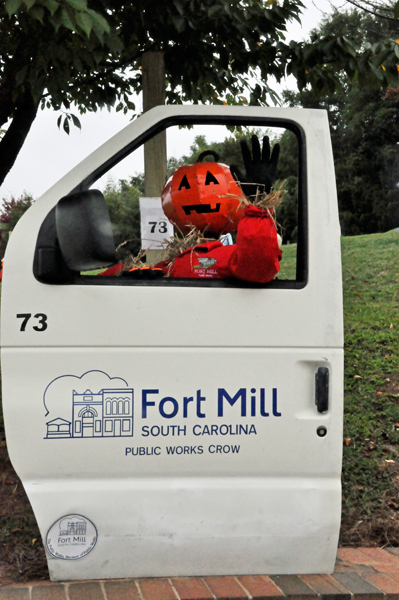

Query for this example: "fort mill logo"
[43,370,282,441]
[46,514,97,560]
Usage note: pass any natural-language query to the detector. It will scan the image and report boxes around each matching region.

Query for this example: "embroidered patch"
[194,258,218,269]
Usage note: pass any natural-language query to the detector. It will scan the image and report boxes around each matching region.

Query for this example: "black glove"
[230,135,280,198]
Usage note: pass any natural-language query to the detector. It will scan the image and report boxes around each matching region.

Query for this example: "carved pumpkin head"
[161,150,246,235]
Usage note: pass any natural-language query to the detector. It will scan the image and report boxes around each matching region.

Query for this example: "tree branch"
[345,0,396,21]
[0,91,40,187]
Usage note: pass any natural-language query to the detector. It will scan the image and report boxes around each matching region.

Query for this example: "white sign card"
[139,197,174,250]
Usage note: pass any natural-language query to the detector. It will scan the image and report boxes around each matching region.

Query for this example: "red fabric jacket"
[157,206,281,282]
[99,206,281,283]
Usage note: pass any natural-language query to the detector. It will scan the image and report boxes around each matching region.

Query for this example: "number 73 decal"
[17,313,48,332]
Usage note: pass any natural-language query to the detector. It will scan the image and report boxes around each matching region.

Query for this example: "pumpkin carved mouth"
[182,203,221,215]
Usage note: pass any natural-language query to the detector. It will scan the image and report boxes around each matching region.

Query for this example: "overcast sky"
[0,0,343,200]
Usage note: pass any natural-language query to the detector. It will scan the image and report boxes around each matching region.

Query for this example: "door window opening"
[33,117,307,289]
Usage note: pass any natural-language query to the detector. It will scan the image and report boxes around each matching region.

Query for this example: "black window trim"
[37,114,308,290]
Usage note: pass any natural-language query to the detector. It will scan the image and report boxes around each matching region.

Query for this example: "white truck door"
[1,106,343,581]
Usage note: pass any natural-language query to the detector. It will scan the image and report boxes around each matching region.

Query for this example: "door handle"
[315,367,329,413]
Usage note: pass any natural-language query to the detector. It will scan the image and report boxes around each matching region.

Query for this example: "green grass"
[340,231,399,544]
[276,241,296,280]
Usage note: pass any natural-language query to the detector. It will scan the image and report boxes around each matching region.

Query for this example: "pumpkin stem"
[197,150,220,163]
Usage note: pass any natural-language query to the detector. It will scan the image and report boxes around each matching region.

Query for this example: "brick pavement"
[3,549,399,600]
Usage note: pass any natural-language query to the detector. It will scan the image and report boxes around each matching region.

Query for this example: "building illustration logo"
[46,514,97,560]
[60,518,87,536]
[44,371,133,440]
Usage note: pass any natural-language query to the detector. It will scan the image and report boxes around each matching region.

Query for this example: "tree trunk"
[0,92,40,187]
[142,51,167,264]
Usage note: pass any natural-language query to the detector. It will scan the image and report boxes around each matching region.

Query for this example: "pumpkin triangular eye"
[178,174,191,190]
[205,171,219,186]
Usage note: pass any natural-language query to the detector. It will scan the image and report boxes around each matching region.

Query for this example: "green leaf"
[70,114,81,129]
[63,116,70,134]
[48,11,62,31]
[394,0,399,19]
[30,5,45,23]
[23,0,36,9]
[42,0,59,16]
[92,48,104,64]
[75,10,93,37]
[60,7,76,31]
[57,115,62,129]
[208,4,220,18]
[87,9,110,35]
[66,0,87,10]
[72,54,83,71]
[5,0,23,17]
[105,30,123,54]
[172,15,185,33]
[173,0,184,15]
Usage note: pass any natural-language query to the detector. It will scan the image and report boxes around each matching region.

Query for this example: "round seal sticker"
[46,514,97,560]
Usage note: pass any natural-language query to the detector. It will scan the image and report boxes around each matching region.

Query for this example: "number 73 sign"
[139,197,174,250]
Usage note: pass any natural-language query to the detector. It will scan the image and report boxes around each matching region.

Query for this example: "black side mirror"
[56,190,115,271]
[33,190,116,283]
